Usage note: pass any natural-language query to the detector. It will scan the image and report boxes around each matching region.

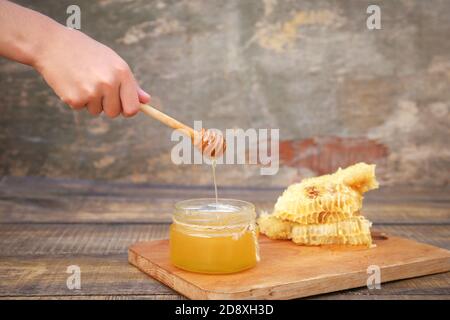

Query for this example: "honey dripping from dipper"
[194,128,226,204]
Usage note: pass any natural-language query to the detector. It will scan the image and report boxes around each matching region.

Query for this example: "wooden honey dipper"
[139,104,226,158]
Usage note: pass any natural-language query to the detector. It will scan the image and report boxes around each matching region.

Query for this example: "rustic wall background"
[1,0,449,188]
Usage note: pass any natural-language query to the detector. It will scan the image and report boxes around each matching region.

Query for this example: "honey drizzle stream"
[212,159,218,204]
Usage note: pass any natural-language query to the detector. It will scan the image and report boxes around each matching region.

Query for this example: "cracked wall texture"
[0,0,449,188]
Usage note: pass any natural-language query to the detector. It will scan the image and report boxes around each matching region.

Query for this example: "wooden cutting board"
[128,234,450,299]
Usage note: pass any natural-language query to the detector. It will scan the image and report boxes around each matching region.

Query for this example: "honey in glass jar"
[170,198,259,274]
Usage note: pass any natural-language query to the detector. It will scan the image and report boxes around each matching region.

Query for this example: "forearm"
[0,1,150,117]
[0,0,63,67]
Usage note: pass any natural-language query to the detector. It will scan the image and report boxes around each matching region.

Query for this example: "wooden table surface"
[0,176,449,300]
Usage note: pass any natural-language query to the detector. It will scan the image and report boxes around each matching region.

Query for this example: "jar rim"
[173,198,255,227]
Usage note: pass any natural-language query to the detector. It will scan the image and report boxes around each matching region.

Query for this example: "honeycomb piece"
[334,162,379,193]
[299,162,378,194]
[273,182,363,224]
[257,213,292,240]
[290,216,372,246]
[258,214,372,247]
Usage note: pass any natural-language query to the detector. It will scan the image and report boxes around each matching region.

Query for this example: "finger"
[138,87,151,104]
[62,96,88,111]
[86,95,103,116]
[120,78,140,117]
[102,84,122,118]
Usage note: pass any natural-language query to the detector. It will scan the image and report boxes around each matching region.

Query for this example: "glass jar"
[169,198,259,274]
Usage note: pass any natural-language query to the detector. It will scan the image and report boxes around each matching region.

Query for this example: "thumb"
[138,87,151,104]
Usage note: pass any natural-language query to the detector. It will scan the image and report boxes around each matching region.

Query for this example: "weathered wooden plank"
[323,272,450,297]
[1,198,448,224]
[0,255,448,298]
[0,179,449,224]
[0,194,175,223]
[378,225,450,249]
[0,224,169,257]
[0,176,283,200]
[2,176,450,202]
[0,255,176,297]
[0,224,449,257]
[364,203,450,225]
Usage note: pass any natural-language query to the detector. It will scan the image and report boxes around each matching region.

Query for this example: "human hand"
[33,27,150,117]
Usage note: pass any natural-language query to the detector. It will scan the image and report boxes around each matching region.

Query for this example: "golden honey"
[169,199,259,274]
